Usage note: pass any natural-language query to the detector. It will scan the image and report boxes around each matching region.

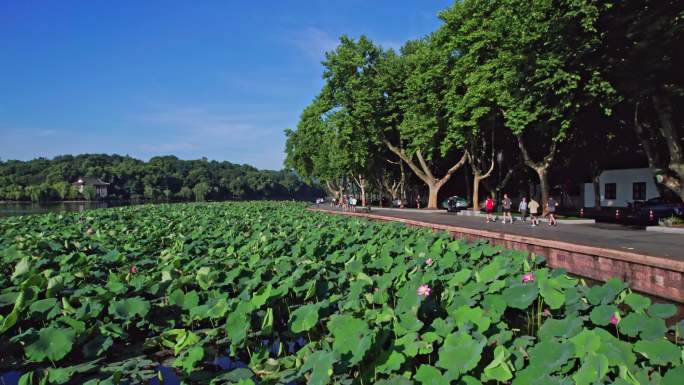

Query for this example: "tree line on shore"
[0,154,323,202]
[284,0,683,210]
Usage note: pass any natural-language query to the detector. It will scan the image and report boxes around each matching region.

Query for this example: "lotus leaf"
[289,303,321,333]
[634,339,681,366]
[108,297,150,321]
[25,326,75,362]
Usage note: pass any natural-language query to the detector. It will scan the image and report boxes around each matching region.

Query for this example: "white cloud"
[287,27,339,60]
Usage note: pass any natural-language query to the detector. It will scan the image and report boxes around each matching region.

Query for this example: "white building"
[583,168,659,208]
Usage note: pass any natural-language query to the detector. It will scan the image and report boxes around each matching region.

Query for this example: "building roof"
[72,177,110,186]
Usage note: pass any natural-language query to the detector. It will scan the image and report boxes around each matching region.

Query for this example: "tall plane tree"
[382,38,468,209]
[441,0,614,209]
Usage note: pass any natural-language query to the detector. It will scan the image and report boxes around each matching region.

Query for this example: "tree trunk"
[464,163,471,204]
[653,92,684,201]
[537,167,550,215]
[427,182,439,209]
[353,174,367,207]
[592,174,601,209]
[517,135,556,214]
[399,160,407,208]
[383,140,468,209]
[473,176,481,210]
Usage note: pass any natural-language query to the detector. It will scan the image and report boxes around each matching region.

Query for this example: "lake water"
[0,201,138,218]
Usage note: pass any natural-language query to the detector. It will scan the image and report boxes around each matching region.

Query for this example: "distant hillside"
[0,154,323,202]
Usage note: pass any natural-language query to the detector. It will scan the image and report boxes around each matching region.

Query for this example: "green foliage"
[0,201,681,384]
[0,154,322,202]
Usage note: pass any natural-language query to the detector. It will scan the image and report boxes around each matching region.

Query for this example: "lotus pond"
[0,201,682,384]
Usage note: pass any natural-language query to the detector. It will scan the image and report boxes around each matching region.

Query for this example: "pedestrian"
[415,194,421,209]
[528,198,540,226]
[485,195,495,223]
[547,196,558,226]
[501,193,513,224]
[519,197,528,223]
[342,195,348,212]
[350,195,357,213]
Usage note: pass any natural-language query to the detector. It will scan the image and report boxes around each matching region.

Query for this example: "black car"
[637,197,683,220]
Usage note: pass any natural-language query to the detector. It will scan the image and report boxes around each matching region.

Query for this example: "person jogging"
[547,196,558,226]
[528,198,540,226]
[501,193,513,224]
[519,197,528,223]
[485,196,495,223]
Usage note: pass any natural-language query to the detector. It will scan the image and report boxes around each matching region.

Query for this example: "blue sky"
[0,1,451,169]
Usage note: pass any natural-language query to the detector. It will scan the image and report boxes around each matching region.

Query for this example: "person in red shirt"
[485,196,495,223]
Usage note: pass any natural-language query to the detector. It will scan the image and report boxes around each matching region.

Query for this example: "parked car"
[636,197,683,220]
[442,196,468,212]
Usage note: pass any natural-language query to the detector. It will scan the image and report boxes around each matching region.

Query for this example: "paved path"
[316,206,684,262]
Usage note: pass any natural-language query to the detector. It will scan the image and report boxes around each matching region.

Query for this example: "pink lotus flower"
[130,266,138,274]
[522,273,535,283]
[425,258,433,266]
[610,314,619,325]
[417,284,431,297]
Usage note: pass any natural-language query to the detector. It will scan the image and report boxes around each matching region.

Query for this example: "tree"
[193,182,211,202]
[598,0,684,201]
[440,0,614,210]
[381,38,468,208]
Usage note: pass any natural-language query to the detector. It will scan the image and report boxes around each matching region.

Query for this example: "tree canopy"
[0,154,322,202]
[285,0,683,209]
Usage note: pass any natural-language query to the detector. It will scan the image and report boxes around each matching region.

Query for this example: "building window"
[633,182,646,201]
[605,183,616,200]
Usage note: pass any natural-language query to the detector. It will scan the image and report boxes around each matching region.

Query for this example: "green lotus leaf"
[616,313,641,337]
[327,314,373,365]
[25,327,75,362]
[475,258,505,283]
[634,339,681,366]
[502,284,538,310]
[539,316,583,340]
[528,340,574,374]
[569,329,601,358]
[108,297,150,321]
[594,329,636,367]
[481,345,513,382]
[573,352,608,385]
[589,304,617,326]
[290,303,321,333]
[451,305,491,333]
[376,349,406,374]
[623,292,651,313]
[251,283,273,308]
[414,365,449,385]
[300,350,336,385]
[639,316,667,340]
[29,297,59,315]
[449,269,472,286]
[11,257,31,280]
[436,332,484,378]
[226,302,252,345]
[585,278,625,305]
[662,366,684,385]
[647,303,677,319]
